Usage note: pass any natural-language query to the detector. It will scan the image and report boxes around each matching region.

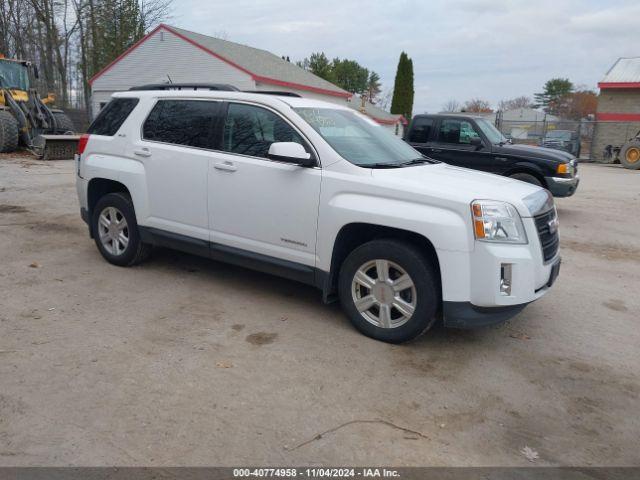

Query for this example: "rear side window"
[408,117,433,143]
[88,98,139,136]
[143,100,219,149]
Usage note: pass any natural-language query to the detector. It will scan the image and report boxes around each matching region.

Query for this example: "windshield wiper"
[398,157,439,167]
[355,162,403,169]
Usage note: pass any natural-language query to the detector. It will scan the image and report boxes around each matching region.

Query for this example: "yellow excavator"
[0,54,78,159]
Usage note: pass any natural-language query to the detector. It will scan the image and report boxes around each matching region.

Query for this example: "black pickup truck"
[404,113,579,197]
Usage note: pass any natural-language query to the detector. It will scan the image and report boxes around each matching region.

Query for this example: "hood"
[495,143,574,162]
[371,163,544,217]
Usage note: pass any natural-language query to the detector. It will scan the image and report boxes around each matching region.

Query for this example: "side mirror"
[470,136,483,149]
[267,142,315,167]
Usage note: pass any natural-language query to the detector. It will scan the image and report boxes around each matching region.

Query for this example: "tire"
[0,110,19,153]
[338,239,439,343]
[619,141,640,170]
[91,192,151,267]
[509,172,542,187]
[52,112,75,133]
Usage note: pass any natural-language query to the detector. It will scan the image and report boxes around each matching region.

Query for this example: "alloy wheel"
[351,259,417,329]
[98,206,129,256]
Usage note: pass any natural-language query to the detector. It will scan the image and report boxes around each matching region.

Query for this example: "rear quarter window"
[142,99,219,149]
[88,98,139,136]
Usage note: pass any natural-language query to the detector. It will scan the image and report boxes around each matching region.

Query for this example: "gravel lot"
[0,156,639,466]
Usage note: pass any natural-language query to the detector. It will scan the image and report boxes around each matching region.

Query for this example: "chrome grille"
[535,209,559,262]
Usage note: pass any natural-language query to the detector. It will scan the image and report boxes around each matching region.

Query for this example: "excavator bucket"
[32,134,80,160]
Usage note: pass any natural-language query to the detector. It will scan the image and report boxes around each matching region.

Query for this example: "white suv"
[76,86,561,343]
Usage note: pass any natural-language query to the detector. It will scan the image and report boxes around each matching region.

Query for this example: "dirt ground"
[0,157,639,467]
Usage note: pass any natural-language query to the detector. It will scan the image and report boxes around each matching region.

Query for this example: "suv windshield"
[475,118,507,144]
[294,107,426,167]
[0,60,29,90]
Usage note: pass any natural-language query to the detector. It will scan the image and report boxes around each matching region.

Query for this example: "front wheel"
[91,192,151,266]
[620,141,640,170]
[338,239,439,343]
[509,172,542,187]
[0,110,19,152]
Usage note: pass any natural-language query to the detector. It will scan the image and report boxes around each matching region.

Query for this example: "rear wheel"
[0,110,19,153]
[338,239,439,343]
[620,141,640,170]
[509,172,542,187]
[92,192,151,266]
[52,112,75,133]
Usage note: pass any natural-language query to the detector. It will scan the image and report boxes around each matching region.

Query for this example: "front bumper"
[545,175,579,197]
[443,302,528,328]
[443,257,560,328]
[438,214,560,329]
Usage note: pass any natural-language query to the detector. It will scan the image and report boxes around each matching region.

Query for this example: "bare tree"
[463,98,492,113]
[0,0,172,110]
[498,96,533,111]
[441,99,460,112]
[377,87,393,111]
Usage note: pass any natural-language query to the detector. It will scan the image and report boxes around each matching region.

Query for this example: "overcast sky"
[172,0,637,113]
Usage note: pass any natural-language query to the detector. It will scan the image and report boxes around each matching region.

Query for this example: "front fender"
[317,193,474,303]
[317,192,471,269]
[504,161,550,179]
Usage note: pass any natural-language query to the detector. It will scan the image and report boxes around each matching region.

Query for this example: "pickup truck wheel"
[92,192,151,267]
[338,240,439,343]
[620,141,640,170]
[509,172,542,187]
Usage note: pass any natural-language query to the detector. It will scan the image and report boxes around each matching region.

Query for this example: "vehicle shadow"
[143,246,509,347]
[147,246,344,323]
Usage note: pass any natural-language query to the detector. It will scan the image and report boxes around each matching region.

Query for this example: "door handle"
[133,148,151,157]
[214,161,237,172]
[431,148,442,153]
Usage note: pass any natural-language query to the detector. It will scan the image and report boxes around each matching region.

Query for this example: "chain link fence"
[493,117,640,163]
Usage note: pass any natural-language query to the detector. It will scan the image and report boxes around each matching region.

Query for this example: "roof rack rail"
[242,90,302,98]
[129,83,239,91]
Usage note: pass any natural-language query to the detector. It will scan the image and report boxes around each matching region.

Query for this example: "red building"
[594,57,640,162]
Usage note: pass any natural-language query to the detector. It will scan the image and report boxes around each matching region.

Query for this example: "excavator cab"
[0,55,78,159]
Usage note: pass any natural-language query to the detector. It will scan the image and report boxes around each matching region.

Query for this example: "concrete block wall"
[593,89,640,162]
[597,89,640,114]
[592,121,640,162]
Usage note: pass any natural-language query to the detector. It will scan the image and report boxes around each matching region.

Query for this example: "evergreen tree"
[390,52,414,121]
[331,57,369,94]
[534,78,574,116]
[308,52,332,81]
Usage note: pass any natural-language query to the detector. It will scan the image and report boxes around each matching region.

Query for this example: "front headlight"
[471,200,528,244]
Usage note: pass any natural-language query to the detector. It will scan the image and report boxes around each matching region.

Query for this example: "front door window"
[436,119,481,146]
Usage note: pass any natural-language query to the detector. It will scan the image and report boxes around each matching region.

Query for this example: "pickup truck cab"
[540,129,580,157]
[405,113,579,197]
[76,87,561,343]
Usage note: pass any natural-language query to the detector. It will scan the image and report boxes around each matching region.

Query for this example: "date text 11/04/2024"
[232,468,401,478]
